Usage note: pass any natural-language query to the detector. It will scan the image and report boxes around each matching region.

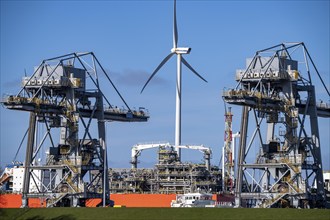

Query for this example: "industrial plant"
[0,0,329,210]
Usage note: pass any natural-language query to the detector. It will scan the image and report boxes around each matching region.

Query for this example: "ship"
[1,43,329,209]
[0,144,227,208]
[171,192,216,208]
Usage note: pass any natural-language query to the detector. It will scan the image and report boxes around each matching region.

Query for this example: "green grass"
[1,208,329,220]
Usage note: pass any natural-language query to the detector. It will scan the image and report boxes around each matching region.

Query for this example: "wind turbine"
[141,0,207,161]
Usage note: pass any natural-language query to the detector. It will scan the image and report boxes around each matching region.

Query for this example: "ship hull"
[0,193,231,208]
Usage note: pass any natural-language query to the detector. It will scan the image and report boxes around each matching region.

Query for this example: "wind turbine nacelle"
[171,47,191,54]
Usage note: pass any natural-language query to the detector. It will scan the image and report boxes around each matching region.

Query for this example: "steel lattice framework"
[1,52,149,207]
[223,43,330,208]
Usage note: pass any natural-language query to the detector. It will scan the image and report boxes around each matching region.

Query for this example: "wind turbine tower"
[141,0,207,160]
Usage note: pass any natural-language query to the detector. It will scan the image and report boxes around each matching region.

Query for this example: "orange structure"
[0,194,177,208]
[0,194,46,208]
[0,194,229,208]
[86,194,177,207]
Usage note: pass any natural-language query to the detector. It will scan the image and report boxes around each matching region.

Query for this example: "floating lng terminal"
[0,0,329,209]
[1,43,329,208]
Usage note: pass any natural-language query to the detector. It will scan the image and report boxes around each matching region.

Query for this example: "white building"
[12,168,42,193]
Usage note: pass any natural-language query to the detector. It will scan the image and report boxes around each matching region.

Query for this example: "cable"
[13,127,29,163]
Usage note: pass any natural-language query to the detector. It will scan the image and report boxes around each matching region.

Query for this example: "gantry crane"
[222,43,330,208]
[1,52,149,207]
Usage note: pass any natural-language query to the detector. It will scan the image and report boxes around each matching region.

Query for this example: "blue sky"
[1,0,329,170]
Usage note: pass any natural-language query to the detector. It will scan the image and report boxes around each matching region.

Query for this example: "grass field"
[1,208,330,220]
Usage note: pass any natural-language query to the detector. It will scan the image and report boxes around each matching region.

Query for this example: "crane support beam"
[1,101,149,122]
[223,93,330,118]
[21,113,37,208]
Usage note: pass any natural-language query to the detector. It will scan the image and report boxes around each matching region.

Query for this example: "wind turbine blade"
[173,0,178,48]
[181,57,208,83]
[141,52,175,93]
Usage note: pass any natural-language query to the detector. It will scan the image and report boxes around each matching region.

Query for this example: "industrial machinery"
[130,142,212,170]
[130,142,171,169]
[223,43,330,208]
[1,52,149,207]
[221,106,240,193]
[110,144,221,194]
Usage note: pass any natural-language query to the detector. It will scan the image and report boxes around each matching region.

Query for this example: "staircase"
[46,193,68,207]
[63,159,78,173]
[257,193,288,208]
[62,159,82,193]
[67,175,80,193]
